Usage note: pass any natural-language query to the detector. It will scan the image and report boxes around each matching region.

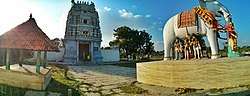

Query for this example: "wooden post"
[43,51,47,68]
[36,51,41,73]
[19,50,23,67]
[5,49,10,70]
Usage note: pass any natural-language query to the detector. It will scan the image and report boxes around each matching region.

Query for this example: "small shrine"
[0,14,58,90]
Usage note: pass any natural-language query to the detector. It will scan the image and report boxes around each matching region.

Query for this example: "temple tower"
[64,0,102,64]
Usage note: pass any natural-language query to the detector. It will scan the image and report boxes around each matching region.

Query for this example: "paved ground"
[68,65,198,96]
[67,61,250,96]
[68,65,139,96]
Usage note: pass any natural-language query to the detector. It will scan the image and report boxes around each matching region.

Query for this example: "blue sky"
[0,0,249,51]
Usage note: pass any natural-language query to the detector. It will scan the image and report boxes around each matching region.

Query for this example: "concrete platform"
[0,64,52,90]
[137,57,250,89]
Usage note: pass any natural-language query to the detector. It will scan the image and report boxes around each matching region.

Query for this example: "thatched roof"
[0,15,58,51]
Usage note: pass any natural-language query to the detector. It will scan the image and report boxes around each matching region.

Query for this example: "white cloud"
[117,9,152,19]
[134,15,142,18]
[0,0,70,39]
[145,14,151,18]
[118,9,142,19]
[104,6,111,12]
[118,9,133,18]
[158,28,163,31]
[0,0,32,35]
[96,8,100,12]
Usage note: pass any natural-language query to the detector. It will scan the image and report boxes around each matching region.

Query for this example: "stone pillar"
[90,42,94,63]
[36,51,41,73]
[19,50,23,67]
[5,49,10,70]
[43,51,47,68]
[76,40,79,64]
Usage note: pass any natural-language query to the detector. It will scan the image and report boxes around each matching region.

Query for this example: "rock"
[80,87,88,92]
[93,83,102,87]
[101,85,119,90]
[112,88,123,93]
[80,84,89,88]
[101,90,113,95]
[88,87,99,92]
[75,79,84,81]
[113,93,130,96]
[84,92,101,96]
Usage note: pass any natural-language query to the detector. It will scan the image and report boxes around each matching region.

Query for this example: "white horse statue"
[163,0,234,60]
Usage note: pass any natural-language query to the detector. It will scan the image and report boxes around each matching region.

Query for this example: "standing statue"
[184,40,190,60]
[174,39,182,60]
[191,36,198,59]
[184,32,191,60]
[197,40,203,58]
[174,39,179,60]
[226,22,239,58]
[163,0,236,60]
[192,36,203,59]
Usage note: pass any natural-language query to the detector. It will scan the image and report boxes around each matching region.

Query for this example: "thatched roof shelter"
[0,14,58,72]
[0,14,57,51]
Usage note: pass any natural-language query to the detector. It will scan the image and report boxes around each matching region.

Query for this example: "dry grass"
[119,83,148,94]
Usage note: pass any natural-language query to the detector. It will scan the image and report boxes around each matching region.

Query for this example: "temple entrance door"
[79,44,90,61]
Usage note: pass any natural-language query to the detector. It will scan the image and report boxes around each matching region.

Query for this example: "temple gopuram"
[63,0,102,64]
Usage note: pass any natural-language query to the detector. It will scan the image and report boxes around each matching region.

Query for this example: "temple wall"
[101,48,120,62]
[47,48,64,61]
[63,40,77,63]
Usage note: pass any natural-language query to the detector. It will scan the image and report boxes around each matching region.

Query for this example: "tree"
[109,26,155,60]
[137,30,154,59]
[238,46,250,53]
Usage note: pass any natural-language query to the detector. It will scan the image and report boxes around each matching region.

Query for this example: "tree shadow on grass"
[213,90,250,96]
[46,65,82,96]
[0,84,27,96]
[224,91,250,96]
[46,78,81,96]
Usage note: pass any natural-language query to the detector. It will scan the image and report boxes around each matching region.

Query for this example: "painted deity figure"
[184,39,190,60]
[191,35,204,59]
[226,22,237,51]
[174,39,183,60]
[191,36,198,59]
[197,40,203,58]
[194,37,202,59]
[184,32,191,60]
